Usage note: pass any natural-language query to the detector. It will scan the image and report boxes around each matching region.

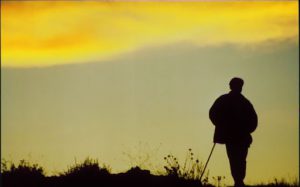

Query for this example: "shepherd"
[209,77,258,187]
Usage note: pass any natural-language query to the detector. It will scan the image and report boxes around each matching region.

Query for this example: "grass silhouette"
[1,151,298,187]
[1,159,45,187]
[163,148,209,184]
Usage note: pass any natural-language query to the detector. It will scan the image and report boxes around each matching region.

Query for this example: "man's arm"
[247,101,258,133]
[209,96,225,127]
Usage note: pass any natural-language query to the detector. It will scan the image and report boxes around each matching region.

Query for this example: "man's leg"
[226,144,248,187]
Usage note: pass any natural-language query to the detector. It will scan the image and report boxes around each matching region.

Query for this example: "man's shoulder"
[215,92,252,104]
[212,94,230,106]
[217,94,230,101]
[221,93,253,105]
[240,94,252,105]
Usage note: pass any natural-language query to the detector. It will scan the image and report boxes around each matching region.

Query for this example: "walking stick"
[199,143,216,182]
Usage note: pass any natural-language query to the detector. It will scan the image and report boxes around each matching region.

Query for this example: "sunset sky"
[1,1,298,185]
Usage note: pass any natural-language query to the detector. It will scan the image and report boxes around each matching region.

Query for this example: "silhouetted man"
[209,77,257,187]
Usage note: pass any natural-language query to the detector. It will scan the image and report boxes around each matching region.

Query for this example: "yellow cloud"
[1,1,298,67]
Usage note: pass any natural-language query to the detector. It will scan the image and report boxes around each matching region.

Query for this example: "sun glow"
[1,2,298,67]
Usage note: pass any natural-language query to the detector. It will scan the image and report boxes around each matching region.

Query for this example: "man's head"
[229,77,244,93]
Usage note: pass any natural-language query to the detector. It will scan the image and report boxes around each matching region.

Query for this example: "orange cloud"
[1,1,298,67]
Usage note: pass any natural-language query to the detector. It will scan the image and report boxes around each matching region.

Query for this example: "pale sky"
[1,1,298,185]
